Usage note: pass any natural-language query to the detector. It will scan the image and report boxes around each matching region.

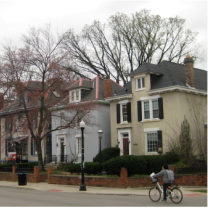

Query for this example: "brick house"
[0,80,66,163]
[105,56,207,157]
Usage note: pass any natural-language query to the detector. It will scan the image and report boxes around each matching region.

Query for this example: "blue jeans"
[163,183,171,200]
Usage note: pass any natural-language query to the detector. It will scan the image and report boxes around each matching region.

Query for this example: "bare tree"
[0,24,95,170]
[165,94,207,166]
[186,94,207,163]
[62,9,202,84]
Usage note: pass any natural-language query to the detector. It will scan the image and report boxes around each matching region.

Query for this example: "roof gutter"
[147,85,207,96]
[105,94,133,102]
[50,100,110,111]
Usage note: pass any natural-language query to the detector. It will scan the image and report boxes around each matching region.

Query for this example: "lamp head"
[80,120,85,128]
[97,129,103,138]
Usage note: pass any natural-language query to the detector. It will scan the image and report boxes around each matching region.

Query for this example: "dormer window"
[70,89,81,103]
[135,75,145,91]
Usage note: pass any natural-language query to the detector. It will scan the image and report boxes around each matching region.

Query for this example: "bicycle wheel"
[170,187,183,204]
[149,187,161,202]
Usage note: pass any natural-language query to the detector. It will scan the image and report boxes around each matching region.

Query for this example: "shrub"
[104,155,147,176]
[85,162,101,175]
[0,163,13,171]
[103,154,179,176]
[63,163,81,174]
[93,147,120,163]
[15,162,38,168]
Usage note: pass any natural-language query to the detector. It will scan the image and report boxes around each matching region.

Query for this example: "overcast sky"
[0,0,207,70]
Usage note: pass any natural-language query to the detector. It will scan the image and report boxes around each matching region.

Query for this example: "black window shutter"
[158,98,164,119]
[157,130,162,153]
[116,104,120,123]
[127,102,131,122]
[5,140,7,156]
[31,139,33,155]
[137,101,142,121]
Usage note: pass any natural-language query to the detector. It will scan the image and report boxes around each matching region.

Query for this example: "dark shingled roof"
[114,61,207,97]
[53,76,124,107]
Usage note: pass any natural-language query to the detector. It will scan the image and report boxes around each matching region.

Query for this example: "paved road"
[0,186,207,207]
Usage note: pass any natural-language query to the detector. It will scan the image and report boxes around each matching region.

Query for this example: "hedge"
[63,162,102,175]
[0,162,39,171]
[0,163,13,171]
[93,147,120,163]
[14,162,38,168]
[103,154,179,176]
[63,163,81,174]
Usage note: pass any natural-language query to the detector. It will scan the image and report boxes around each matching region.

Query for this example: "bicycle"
[149,174,183,204]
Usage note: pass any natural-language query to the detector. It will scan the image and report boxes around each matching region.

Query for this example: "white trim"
[135,76,145,91]
[147,85,207,95]
[145,130,159,154]
[117,128,132,156]
[105,94,132,101]
[69,89,81,103]
[140,95,160,100]
[119,99,129,104]
[56,135,66,157]
[142,99,159,121]
[134,74,146,79]
[76,136,82,157]
[144,127,159,132]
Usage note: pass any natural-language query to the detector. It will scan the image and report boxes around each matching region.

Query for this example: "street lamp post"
[79,120,86,191]
[97,129,103,175]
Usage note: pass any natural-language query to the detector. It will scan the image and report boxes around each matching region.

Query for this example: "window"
[6,118,12,133]
[60,112,65,126]
[137,97,163,121]
[144,101,150,119]
[70,89,81,103]
[77,137,82,155]
[116,101,131,123]
[146,130,162,153]
[46,136,52,155]
[152,100,159,118]
[147,132,158,152]
[31,141,37,156]
[136,77,145,90]
[121,104,128,122]
[143,100,159,120]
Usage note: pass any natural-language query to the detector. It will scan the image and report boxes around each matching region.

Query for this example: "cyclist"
[153,164,172,201]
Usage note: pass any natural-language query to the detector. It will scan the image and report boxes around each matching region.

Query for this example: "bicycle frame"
[156,182,163,193]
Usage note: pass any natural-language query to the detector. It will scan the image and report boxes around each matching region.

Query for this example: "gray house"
[51,76,123,163]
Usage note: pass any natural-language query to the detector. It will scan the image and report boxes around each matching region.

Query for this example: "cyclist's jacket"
[154,170,172,183]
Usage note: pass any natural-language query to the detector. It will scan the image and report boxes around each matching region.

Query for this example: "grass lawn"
[190,190,207,193]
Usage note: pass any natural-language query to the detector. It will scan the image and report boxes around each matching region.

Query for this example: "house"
[105,56,207,157]
[51,76,123,163]
[0,80,66,163]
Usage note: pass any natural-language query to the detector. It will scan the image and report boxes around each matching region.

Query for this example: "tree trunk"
[36,139,44,171]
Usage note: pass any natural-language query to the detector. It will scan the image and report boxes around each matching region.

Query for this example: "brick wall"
[0,166,47,183]
[48,168,207,188]
[0,167,206,187]
[103,79,112,98]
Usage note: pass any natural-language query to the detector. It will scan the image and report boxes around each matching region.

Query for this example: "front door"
[123,138,129,155]
[60,139,65,162]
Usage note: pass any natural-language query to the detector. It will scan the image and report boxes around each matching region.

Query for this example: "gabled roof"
[52,76,124,109]
[0,80,67,115]
[67,79,93,90]
[129,61,207,91]
[106,61,207,100]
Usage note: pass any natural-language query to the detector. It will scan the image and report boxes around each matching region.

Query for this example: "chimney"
[0,93,4,110]
[184,55,195,88]
[104,79,112,98]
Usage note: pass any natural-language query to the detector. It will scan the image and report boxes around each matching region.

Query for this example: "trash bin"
[18,172,27,185]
